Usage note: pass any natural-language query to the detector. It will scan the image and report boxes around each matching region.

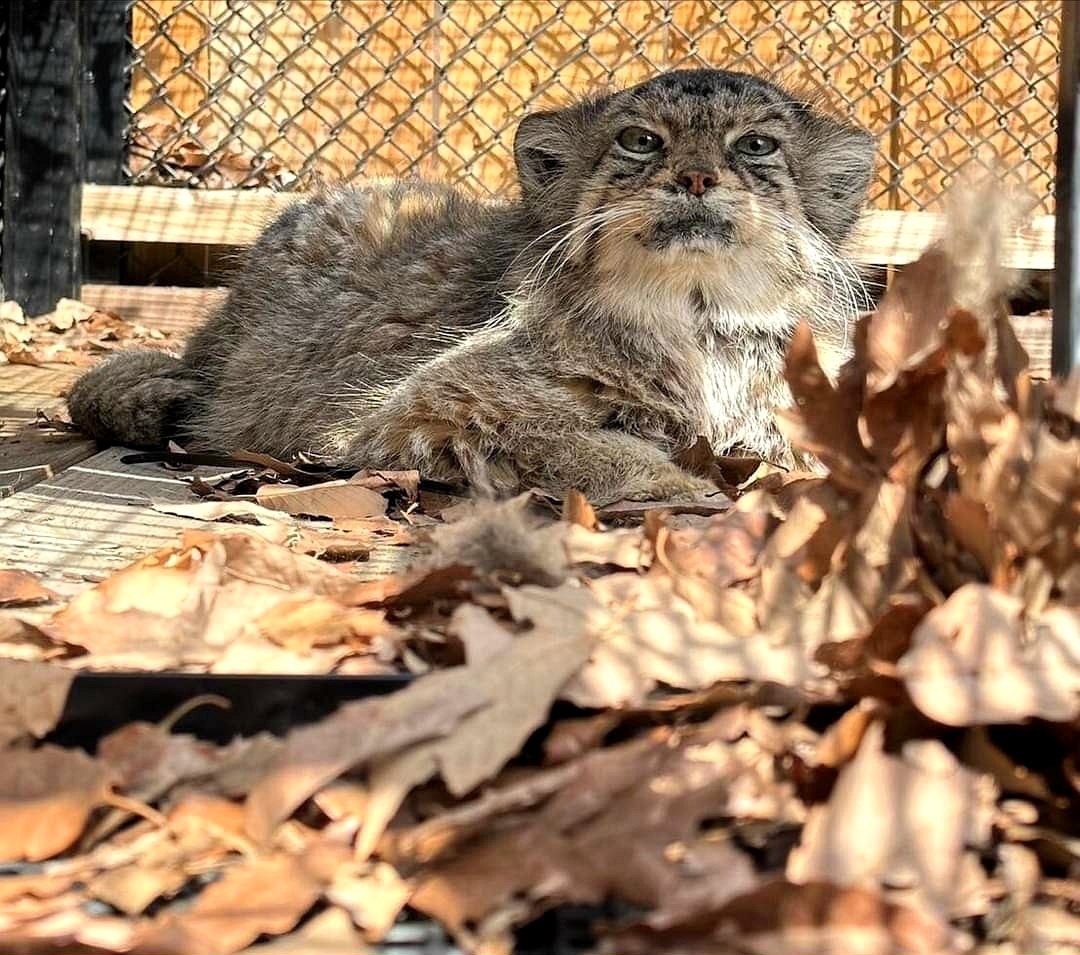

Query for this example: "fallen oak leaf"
[779,321,876,489]
[244,665,490,842]
[897,585,1080,725]
[0,659,75,747]
[252,596,389,653]
[150,499,295,527]
[347,468,420,500]
[355,626,594,857]
[240,907,370,954]
[0,746,117,862]
[42,528,362,670]
[562,523,648,569]
[323,861,410,941]
[603,879,955,955]
[561,488,599,529]
[786,722,997,919]
[256,480,387,520]
[0,569,58,607]
[405,715,794,947]
[131,853,323,955]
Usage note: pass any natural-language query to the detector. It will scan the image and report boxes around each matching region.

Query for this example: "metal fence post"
[1054,0,1080,375]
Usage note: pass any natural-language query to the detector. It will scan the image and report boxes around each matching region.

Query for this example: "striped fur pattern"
[68,69,876,502]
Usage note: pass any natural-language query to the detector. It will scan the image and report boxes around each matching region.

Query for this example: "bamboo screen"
[127,1,1062,212]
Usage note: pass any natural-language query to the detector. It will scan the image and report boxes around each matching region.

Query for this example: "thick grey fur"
[68,68,876,503]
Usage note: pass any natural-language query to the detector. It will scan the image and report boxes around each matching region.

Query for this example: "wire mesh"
[126,0,1061,212]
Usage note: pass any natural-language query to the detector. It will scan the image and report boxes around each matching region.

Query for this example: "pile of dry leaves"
[129,117,304,190]
[0,210,1078,954]
[0,298,175,368]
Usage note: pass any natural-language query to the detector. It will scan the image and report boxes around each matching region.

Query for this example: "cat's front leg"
[335,409,716,503]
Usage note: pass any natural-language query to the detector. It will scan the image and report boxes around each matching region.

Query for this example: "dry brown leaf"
[605,880,954,955]
[42,528,358,670]
[787,722,996,918]
[562,523,647,569]
[780,321,876,488]
[898,585,1080,725]
[865,248,953,395]
[981,416,1077,558]
[0,659,74,748]
[807,699,885,769]
[150,500,294,527]
[507,576,827,709]
[256,480,387,520]
[132,853,322,955]
[448,603,514,665]
[0,569,57,607]
[561,488,599,528]
[407,717,794,946]
[252,596,388,653]
[324,861,410,940]
[356,627,594,857]
[99,721,282,805]
[658,501,774,587]
[244,667,490,842]
[348,468,420,500]
[0,746,116,862]
[240,908,370,954]
[87,854,190,917]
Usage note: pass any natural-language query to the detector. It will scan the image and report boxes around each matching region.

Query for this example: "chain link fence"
[126,0,1061,212]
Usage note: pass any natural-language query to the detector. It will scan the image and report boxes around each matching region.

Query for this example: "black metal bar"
[1054,0,1080,375]
[54,672,414,746]
[2,0,83,314]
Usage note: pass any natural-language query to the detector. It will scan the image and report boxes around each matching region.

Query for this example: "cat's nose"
[676,167,719,197]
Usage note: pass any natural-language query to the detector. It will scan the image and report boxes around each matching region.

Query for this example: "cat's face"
[514,69,876,314]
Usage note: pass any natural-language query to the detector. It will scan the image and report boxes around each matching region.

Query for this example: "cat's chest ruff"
[691,310,792,443]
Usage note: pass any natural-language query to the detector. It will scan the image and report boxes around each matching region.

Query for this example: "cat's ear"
[514,97,607,199]
[514,108,579,198]
[793,109,878,245]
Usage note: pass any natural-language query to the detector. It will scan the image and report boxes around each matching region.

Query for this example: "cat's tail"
[66,350,203,448]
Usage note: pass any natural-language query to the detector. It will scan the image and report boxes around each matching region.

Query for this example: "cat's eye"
[616,126,664,155]
[735,133,779,157]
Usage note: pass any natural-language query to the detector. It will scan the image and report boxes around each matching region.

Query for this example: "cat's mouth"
[640,215,736,253]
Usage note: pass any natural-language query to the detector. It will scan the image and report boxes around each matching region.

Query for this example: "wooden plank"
[0,365,97,497]
[80,184,301,245]
[81,184,1057,269]
[80,284,226,336]
[0,446,416,606]
[848,209,1056,270]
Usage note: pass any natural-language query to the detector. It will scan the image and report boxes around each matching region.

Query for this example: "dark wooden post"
[3,0,83,314]
[2,0,128,314]
[1054,0,1080,375]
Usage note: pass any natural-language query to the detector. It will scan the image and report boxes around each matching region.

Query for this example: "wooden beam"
[73,282,1054,380]
[80,284,227,336]
[80,184,301,245]
[849,209,1055,271]
[81,184,1056,270]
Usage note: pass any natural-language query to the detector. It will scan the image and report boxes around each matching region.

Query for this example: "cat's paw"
[631,471,722,504]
